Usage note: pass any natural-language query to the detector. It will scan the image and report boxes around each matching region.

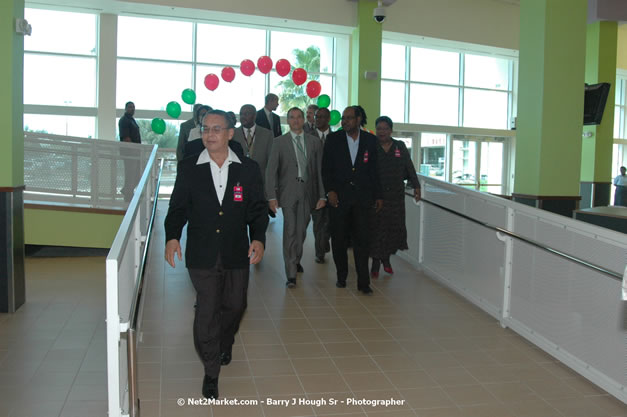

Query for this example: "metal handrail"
[412,194,624,281]
[126,158,164,417]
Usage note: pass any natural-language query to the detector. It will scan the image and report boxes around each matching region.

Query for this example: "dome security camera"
[373,6,386,23]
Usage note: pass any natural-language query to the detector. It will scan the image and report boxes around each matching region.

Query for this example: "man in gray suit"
[266,107,326,288]
[232,104,274,178]
[304,104,318,135]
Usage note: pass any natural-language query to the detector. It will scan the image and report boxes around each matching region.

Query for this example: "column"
[580,21,617,208]
[512,0,588,217]
[0,0,25,312]
[97,13,118,140]
[350,0,382,130]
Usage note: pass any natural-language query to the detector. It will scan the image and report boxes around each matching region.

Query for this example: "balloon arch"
[151,55,339,134]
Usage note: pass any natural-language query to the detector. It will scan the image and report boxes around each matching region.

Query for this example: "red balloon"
[204,73,219,91]
[275,59,291,77]
[292,68,307,86]
[257,56,273,74]
[306,80,322,98]
[221,67,235,82]
[240,59,255,76]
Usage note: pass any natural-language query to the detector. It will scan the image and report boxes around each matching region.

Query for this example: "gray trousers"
[281,183,311,279]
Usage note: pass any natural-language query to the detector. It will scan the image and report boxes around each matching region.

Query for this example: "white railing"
[400,176,627,403]
[24,132,155,209]
[106,147,161,417]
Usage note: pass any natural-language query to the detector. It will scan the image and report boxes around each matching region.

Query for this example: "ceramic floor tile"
[6,205,625,417]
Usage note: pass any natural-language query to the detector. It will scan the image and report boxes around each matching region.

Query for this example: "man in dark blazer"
[266,107,325,287]
[164,110,268,399]
[321,105,382,294]
[311,107,332,263]
[177,103,203,161]
[255,93,282,137]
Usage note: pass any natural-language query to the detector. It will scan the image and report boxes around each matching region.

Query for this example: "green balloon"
[181,88,196,105]
[329,109,341,126]
[166,101,182,118]
[317,94,330,109]
[151,118,166,134]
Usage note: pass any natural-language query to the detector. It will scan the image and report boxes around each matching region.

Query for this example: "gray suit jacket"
[232,125,274,180]
[265,132,325,210]
[303,122,316,136]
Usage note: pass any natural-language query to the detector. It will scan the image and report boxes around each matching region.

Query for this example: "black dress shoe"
[202,375,219,399]
[315,256,325,264]
[335,281,346,288]
[286,278,297,288]
[220,351,232,366]
[297,264,304,273]
[359,286,373,295]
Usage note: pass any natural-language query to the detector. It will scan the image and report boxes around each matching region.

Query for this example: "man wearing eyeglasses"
[322,105,383,295]
[266,107,326,288]
[164,110,268,400]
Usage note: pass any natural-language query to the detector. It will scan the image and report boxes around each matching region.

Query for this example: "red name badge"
[363,150,369,163]
[394,148,401,158]
[233,186,243,202]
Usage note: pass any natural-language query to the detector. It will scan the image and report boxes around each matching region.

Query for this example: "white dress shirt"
[196,147,241,204]
[316,128,330,142]
[614,174,627,186]
[346,132,360,165]
[264,108,274,130]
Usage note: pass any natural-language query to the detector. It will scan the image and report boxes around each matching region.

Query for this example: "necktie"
[295,135,307,181]
[246,129,254,156]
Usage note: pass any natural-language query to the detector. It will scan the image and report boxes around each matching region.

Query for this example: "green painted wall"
[580,21,617,183]
[0,0,24,187]
[514,0,586,196]
[25,208,123,248]
[349,0,382,130]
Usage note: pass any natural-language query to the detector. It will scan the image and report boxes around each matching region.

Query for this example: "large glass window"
[380,81,405,122]
[24,114,96,138]
[615,76,625,139]
[409,84,458,126]
[24,8,98,137]
[117,17,193,61]
[270,31,335,115]
[24,55,97,107]
[381,42,515,130]
[410,47,459,85]
[116,60,192,110]
[196,24,265,65]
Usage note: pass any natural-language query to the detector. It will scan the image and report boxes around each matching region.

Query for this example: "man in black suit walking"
[164,110,268,399]
[322,106,382,294]
[255,93,282,137]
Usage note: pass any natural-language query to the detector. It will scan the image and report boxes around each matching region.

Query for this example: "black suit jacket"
[322,130,382,207]
[255,108,282,137]
[164,151,268,270]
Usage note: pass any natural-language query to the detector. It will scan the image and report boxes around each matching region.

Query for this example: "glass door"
[451,139,477,189]
[480,141,504,194]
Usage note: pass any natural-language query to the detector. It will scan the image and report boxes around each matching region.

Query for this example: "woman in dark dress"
[370,116,421,278]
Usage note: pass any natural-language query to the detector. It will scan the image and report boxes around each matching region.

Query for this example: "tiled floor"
[2,201,627,417]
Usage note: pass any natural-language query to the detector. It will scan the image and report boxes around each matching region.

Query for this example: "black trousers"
[311,205,330,258]
[329,201,370,289]
[120,147,140,202]
[188,258,249,378]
